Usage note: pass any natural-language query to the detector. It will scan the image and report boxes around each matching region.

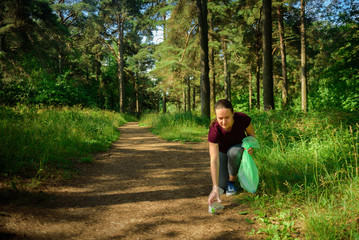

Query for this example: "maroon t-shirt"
[208,112,251,153]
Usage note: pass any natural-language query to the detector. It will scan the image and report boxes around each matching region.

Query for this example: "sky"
[152,27,164,44]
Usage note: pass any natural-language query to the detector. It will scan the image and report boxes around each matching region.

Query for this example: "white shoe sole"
[226,191,236,196]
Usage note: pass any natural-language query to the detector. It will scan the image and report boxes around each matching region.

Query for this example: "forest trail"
[0,122,261,240]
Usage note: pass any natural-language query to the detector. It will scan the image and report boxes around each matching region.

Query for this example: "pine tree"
[277,4,288,109]
[96,0,143,113]
[262,0,274,110]
[151,0,199,111]
[300,0,307,112]
[0,0,65,79]
[196,0,210,118]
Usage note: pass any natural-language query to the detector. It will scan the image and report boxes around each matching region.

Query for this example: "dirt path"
[0,122,261,240]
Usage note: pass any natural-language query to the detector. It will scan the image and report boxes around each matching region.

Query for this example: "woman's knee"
[227,145,244,159]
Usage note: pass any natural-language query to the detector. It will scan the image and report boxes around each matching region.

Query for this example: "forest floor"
[0,122,262,240]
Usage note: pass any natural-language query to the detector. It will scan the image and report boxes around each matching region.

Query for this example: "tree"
[262,0,274,110]
[309,0,359,112]
[255,15,262,110]
[97,0,143,113]
[150,0,198,112]
[162,3,168,114]
[222,37,231,101]
[196,0,210,118]
[145,0,171,113]
[51,0,91,74]
[0,0,65,80]
[277,4,288,109]
[208,1,216,112]
[300,0,307,112]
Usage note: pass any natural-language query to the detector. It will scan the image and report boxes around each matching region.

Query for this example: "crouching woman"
[208,99,255,206]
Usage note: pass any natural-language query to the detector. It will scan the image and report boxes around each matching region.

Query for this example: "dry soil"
[0,122,262,240]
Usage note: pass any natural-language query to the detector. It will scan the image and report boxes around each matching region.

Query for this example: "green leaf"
[245,218,255,224]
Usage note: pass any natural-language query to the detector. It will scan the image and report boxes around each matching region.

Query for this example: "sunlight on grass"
[140,110,359,239]
[2,106,357,238]
[241,110,359,240]
[304,178,359,239]
[139,112,209,142]
[0,105,131,178]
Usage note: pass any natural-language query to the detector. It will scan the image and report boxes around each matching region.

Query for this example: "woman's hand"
[246,147,253,155]
[208,185,222,205]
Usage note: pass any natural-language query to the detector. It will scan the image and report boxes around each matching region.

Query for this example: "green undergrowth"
[0,105,135,179]
[139,112,210,142]
[240,110,359,240]
[237,177,359,240]
[141,110,359,239]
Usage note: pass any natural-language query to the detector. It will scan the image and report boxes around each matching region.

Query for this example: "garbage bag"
[237,136,260,193]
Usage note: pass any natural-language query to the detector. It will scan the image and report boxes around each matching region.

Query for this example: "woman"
[208,99,255,206]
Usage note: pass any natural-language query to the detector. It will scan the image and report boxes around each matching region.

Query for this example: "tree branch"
[178,23,198,63]
[99,37,119,60]
[63,12,77,26]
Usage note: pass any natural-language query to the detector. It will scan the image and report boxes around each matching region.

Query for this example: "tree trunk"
[187,78,191,112]
[99,70,105,109]
[262,0,274,110]
[249,70,252,110]
[157,97,160,113]
[192,86,196,110]
[58,49,63,74]
[300,0,307,112]
[162,10,167,114]
[162,92,166,113]
[196,0,210,119]
[209,12,216,113]
[255,17,261,110]
[256,62,261,109]
[135,76,139,114]
[228,71,231,102]
[278,4,288,109]
[118,17,125,113]
[211,50,216,111]
[183,87,186,111]
[222,37,230,101]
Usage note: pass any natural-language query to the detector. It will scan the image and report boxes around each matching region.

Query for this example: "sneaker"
[226,181,237,196]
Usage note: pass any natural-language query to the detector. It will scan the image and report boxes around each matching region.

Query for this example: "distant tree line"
[0,0,358,115]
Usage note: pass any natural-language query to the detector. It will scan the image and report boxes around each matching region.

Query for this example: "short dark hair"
[215,99,233,113]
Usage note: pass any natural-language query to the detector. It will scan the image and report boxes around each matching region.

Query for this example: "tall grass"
[252,111,358,194]
[140,110,359,239]
[244,110,359,239]
[0,105,133,178]
[139,112,210,142]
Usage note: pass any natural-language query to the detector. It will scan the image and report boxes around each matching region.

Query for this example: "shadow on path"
[0,122,260,240]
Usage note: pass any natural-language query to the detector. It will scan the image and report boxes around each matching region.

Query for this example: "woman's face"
[215,108,234,131]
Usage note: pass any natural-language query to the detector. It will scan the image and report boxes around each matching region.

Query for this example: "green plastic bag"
[237,136,260,193]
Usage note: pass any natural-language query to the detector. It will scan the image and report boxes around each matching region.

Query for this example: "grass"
[140,110,359,239]
[0,105,136,179]
[139,112,210,142]
[241,110,359,239]
[1,106,358,238]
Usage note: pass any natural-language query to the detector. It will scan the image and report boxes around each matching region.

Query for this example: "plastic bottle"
[208,201,224,214]
[208,187,224,214]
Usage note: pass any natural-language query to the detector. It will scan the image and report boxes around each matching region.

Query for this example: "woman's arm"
[208,142,221,205]
[209,142,219,187]
[245,122,255,137]
[245,123,255,155]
